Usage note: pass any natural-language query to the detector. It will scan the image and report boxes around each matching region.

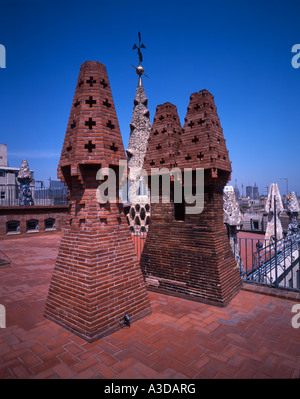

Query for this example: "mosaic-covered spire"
[127,68,151,204]
[287,191,300,213]
[223,188,242,226]
[17,159,34,206]
[17,159,32,180]
[124,33,152,232]
[286,191,299,235]
[223,186,243,272]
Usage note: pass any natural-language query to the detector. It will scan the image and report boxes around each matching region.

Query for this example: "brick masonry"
[44,61,151,342]
[143,102,182,170]
[140,90,242,306]
[1,233,299,379]
[0,205,68,239]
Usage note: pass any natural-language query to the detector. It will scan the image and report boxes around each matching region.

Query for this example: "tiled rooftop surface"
[0,233,299,379]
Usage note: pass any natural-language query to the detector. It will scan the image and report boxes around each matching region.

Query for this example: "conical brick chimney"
[143,102,182,171]
[44,61,151,342]
[140,91,242,306]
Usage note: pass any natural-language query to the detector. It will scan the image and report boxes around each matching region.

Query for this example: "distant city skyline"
[1,0,299,196]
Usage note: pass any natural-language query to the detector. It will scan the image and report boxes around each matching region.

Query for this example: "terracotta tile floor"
[0,233,299,379]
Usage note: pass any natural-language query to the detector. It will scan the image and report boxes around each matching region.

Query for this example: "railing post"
[274,194,278,287]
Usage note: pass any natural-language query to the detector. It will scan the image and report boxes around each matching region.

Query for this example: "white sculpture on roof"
[264,183,283,242]
[286,191,299,235]
[223,186,243,272]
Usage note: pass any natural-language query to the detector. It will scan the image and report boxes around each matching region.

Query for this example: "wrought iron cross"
[132,32,146,65]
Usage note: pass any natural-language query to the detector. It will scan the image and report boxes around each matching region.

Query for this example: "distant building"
[234,182,240,199]
[49,179,66,189]
[246,185,253,198]
[253,183,259,200]
[0,144,8,167]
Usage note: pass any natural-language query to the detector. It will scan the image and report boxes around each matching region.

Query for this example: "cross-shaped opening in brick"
[78,80,83,87]
[188,120,195,128]
[86,77,96,86]
[198,119,205,125]
[197,153,204,160]
[154,130,159,135]
[74,99,80,107]
[156,144,161,150]
[84,141,96,153]
[110,143,118,152]
[185,154,192,161]
[106,120,115,130]
[159,115,164,121]
[194,104,200,111]
[85,118,96,129]
[103,99,111,108]
[66,145,72,152]
[192,136,199,144]
[150,160,155,166]
[71,121,76,129]
[100,79,108,88]
[86,96,96,107]
[160,159,165,164]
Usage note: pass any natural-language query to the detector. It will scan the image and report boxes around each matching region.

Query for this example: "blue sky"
[0,0,299,196]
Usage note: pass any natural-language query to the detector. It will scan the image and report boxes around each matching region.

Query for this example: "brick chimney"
[44,61,151,342]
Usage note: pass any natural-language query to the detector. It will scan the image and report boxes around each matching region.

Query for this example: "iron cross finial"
[131,32,149,87]
[132,32,146,65]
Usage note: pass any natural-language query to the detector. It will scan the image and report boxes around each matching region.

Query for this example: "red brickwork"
[176,89,231,172]
[44,61,151,342]
[58,61,126,183]
[140,90,242,307]
[0,206,67,239]
[143,102,182,171]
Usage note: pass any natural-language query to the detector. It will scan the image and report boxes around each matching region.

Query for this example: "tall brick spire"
[44,61,151,342]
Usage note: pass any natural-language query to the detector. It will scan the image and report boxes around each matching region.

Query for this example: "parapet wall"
[0,205,68,239]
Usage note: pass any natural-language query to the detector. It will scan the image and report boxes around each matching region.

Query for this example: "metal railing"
[131,230,300,292]
[237,233,300,292]
[0,184,68,206]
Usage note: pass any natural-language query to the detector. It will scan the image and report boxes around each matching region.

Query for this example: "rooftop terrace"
[0,233,299,379]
